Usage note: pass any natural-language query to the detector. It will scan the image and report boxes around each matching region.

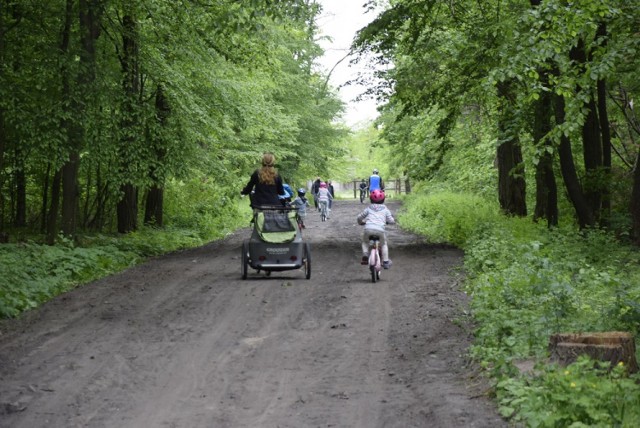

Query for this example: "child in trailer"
[356,189,395,269]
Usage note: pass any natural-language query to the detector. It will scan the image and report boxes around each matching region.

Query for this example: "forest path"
[0,199,506,428]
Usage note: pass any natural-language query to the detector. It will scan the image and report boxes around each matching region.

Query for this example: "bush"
[399,190,501,247]
[400,189,640,425]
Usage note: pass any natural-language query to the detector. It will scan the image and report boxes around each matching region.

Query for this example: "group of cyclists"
[241,153,394,269]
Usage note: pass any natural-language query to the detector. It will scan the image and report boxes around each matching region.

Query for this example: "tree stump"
[549,332,638,373]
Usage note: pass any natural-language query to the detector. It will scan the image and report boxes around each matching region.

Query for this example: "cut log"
[549,332,638,373]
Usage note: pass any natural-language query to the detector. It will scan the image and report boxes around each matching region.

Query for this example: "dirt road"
[0,199,505,428]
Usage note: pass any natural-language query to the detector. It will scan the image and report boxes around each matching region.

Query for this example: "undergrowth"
[0,197,250,318]
[400,189,640,427]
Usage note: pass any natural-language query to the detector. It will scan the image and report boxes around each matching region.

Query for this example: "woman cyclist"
[240,153,284,207]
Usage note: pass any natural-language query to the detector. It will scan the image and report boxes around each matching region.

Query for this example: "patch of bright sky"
[315,0,381,128]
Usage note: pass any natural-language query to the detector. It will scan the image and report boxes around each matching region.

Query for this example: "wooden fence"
[349,178,410,199]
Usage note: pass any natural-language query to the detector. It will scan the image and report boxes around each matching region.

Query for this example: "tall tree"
[116,9,139,233]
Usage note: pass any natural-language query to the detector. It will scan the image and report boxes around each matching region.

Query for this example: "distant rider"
[327,180,335,210]
[358,179,368,202]
[312,177,322,210]
[291,188,310,228]
[281,182,294,204]
[367,168,384,192]
[317,182,333,218]
[357,189,395,269]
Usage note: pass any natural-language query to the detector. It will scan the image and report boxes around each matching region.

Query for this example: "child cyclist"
[357,189,395,269]
[317,182,333,218]
[291,188,310,228]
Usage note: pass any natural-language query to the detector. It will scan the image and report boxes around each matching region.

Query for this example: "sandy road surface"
[0,199,505,428]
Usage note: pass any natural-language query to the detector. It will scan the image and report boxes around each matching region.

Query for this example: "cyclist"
[327,180,335,209]
[291,188,310,228]
[357,189,395,269]
[367,168,384,192]
[241,152,284,207]
[281,182,294,204]
[312,177,322,210]
[317,182,333,219]
[358,179,368,203]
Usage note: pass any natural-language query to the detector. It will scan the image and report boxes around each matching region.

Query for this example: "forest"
[2,0,640,426]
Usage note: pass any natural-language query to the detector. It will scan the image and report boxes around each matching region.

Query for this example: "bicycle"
[367,234,382,283]
[319,200,329,222]
[359,187,367,203]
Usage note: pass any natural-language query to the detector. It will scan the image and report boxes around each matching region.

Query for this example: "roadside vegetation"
[400,189,640,426]
[354,1,640,424]
[3,0,640,425]
[0,2,346,315]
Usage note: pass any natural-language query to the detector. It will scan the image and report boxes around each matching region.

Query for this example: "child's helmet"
[370,189,385,203]
[320,182,327,188]
[298,188,306,196]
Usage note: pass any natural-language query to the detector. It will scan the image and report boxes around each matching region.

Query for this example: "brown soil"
[0,199,506,428]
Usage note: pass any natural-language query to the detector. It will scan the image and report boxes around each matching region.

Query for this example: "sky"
[315,0,381,127]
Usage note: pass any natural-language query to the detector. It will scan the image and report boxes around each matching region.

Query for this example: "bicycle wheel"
[241,241,249,280]
[360,191,365,203]
[369,249,378,283]
[304,242,311,279]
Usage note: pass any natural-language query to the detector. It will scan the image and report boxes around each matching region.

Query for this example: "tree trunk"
[570,40,603,222]
[61,151,80,236]
[496,81,527,216]
[549,332,638,374]
[116,12,139,233]
[41,163,51,232]
[46,169,62,245]
[0,1,8,233]
[554,93,595,228]
[631,152,640,243]
[144,84,169,227]
[532,74,558,227]
[117,183,137,233]
[144,186,163,226]
[596,23,612,227]
[14,150,26,227]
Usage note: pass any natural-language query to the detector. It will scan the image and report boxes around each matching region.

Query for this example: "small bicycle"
[367,234,382,283]
[359,187,367,203]
[319,201,329,222]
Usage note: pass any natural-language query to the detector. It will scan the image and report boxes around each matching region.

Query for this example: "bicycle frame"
[319,200,329,221]
[368,235,382,283]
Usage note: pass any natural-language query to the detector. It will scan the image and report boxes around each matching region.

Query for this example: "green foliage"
[339,125,391,181]
[0,241,138,318]
[0,196,249,318]
[498,359,640,427]
[163,176,250,240]
[401,189,640,425]
[0,0,345,237]
[399,189,501,247]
